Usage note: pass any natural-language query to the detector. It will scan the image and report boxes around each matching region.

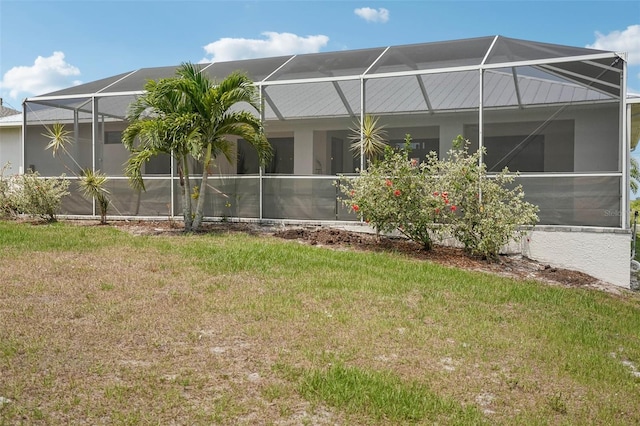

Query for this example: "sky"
[0,0,639,111]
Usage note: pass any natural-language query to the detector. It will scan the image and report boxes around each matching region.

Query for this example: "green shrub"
[12,172,70,222]
[340,135,539,259]
[435,137,539,260]
[0,162,19,219]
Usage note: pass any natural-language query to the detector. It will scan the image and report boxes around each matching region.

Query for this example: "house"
[6,35,640,288]
[0,99,21,173]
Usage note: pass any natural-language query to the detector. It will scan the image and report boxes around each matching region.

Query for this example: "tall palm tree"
[123,62,271,232]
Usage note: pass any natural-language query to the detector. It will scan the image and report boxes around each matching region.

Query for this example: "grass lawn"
[1,220,639,425]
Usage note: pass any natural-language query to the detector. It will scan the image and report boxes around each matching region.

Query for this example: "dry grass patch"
[1,220,639,425]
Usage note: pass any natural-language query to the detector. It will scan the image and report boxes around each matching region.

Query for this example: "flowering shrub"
[340,135,539,258]
[340,137,456,250]
[427,136,539,259]
[11,172,70,222]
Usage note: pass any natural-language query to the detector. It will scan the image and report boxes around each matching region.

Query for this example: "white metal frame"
[21,37,628,227]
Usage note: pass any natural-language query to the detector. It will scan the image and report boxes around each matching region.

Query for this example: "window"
[464,120,574,173]
[390,138,439,162]
[238,137,294,174]
[104,131,122,144]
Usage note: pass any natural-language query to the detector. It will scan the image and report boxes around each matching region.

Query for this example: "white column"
[294,129,314,174]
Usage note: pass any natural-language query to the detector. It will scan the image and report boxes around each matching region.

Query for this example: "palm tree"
[123,62,271,232]
[44,122,111,224]
[78,168,110,224]
[349,114,388,168]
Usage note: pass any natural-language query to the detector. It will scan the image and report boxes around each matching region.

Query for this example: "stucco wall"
[0,126,21,173]
[522,227,631,288]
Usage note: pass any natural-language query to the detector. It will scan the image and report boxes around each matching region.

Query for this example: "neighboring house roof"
[0,104,19,118]
[0,113,22,127]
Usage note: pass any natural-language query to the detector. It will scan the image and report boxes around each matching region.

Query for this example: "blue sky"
[0,0,639,110]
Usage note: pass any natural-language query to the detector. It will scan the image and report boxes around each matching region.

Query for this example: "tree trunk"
[181,155,193,231]
[191,144,213,231]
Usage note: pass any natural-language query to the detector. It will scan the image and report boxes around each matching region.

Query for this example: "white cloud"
[586,24,640,65]
[0,52,81,100]
[354,7,389,23]
[201,32,329,63]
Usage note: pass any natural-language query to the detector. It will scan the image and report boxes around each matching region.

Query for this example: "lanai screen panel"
[267,47,386,81]
[261,47,384,120]
[263,79,360,120]
[480,62,621,227]
[24,98,95,177]
[40,72,135,97]
[203,56,292,82]
[367,37,493,74]
[98,65,188,93]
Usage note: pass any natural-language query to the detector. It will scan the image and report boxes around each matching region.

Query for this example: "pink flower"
[352,204,359,212]
[433,191,439,197]
[445,199,450,205]
[442,191,449,198]
[350,190,355,196]
[394,189,401,197]
[451,205,457,212]
[385,179,393,187]
[435,208,441,214]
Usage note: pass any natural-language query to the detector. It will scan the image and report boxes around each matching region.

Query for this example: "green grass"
[1,220,639,425]
[299,363,485,424]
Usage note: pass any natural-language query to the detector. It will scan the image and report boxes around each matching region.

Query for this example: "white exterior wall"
[313,130,328,174]
[294,129,314,174]
[0,126,22,174]
[574,106,619,171]
[522,228,630,288]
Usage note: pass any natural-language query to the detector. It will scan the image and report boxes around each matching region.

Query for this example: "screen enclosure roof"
[25,35,625,121]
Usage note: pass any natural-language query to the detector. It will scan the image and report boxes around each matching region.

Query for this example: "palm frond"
[43,123,72,158]
[79,168,110,199]
[349,114,388,162]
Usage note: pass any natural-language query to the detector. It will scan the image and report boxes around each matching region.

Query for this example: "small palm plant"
[79,168,110,224]
[349,114,388,167]
[44,122,111,224]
